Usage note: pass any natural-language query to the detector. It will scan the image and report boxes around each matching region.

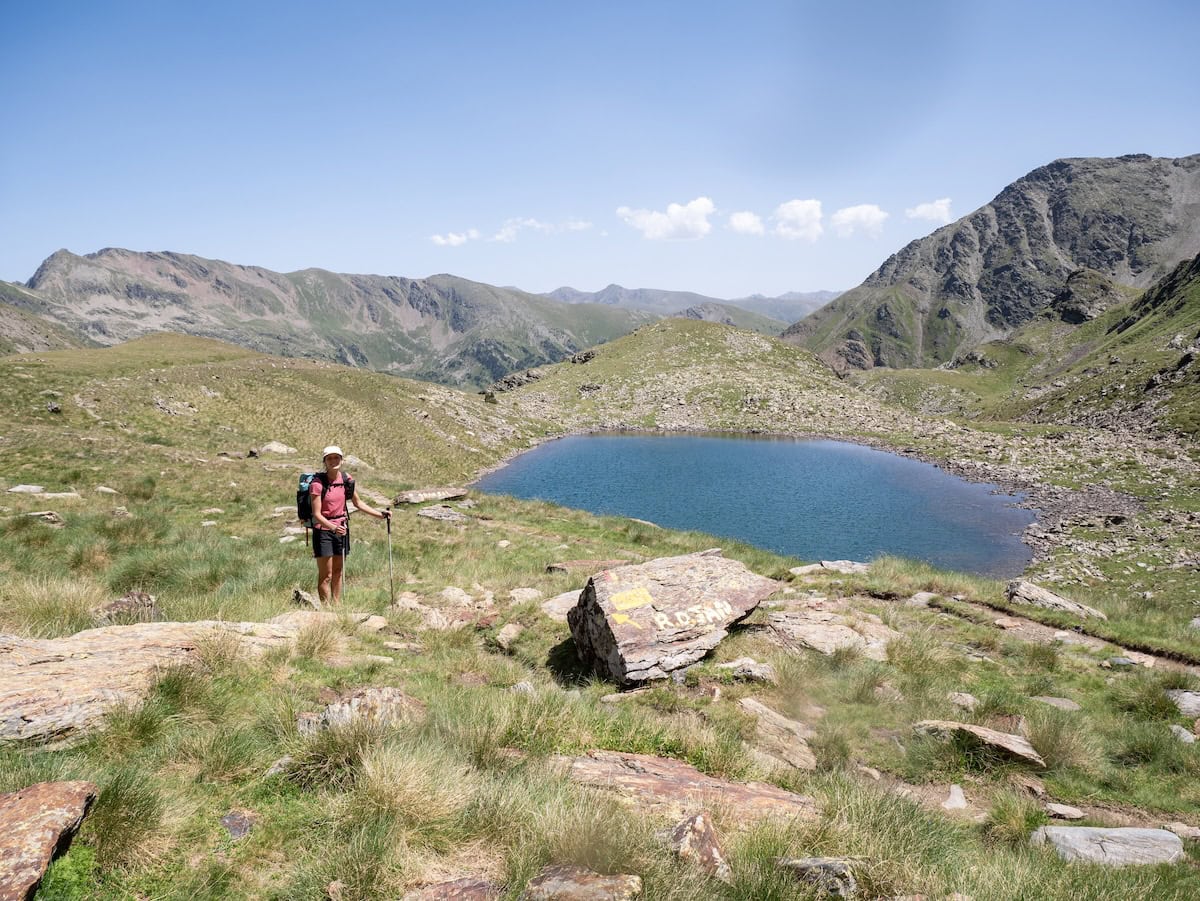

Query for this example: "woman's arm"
[352,489,390,521]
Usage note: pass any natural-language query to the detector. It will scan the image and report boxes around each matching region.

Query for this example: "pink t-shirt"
[310,473,349,522]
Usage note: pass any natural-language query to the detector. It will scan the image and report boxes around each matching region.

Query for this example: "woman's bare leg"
[316,556,334,603]
[331,555,344,605]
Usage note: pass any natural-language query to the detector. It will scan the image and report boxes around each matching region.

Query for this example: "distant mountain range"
[3,249,660,387]
[546,284,838,326]
[783,154,1200,371]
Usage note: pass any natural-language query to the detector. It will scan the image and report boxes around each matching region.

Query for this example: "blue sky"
[2,1,1198,297]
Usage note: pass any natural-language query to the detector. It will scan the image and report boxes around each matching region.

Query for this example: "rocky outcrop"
[394,488,468,504]
[914,721,1046,769]
[783,154,1200,368]
[0,621,303,747]
[0,781,97,900]
[1050,269,1126,324]
[1030,826,1184,866]
[553,750,818,823]
[1005,581,1107,619]
[567,551,779,686]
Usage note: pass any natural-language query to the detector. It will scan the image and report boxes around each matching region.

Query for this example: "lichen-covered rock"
[552,750,818,823]
[1,621,301,747]
[0,781,97,900]
[520,865,641,900]
[295,686,425,736]
[767,607,901,661]
[667,811,732,882]
[567,550,779,686]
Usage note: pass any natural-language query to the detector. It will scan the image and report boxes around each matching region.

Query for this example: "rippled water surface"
[476,434,1035,577]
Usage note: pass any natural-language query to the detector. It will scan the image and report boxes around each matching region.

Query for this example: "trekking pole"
[386,506,395,606]
[340,513,348,606]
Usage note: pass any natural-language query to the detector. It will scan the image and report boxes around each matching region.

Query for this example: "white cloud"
[905,197,953,224]
[490,217,594,242]
[831,204,890,238]
[773,199,823,241]
[430,228,480,247]
[728,211,765,236]
[616,196,714,240]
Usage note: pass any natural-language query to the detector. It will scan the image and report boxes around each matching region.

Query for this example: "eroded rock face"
[737,698,817,770]
[520,865,641,900]
[552,750,818,823]
[0,621,301,747]
[567,551,779,686]
[1030,826,1184,866]
[0,781,97,900]
[1005,581,1107,620]
[667,811,732,882]
[914,720,1046,769]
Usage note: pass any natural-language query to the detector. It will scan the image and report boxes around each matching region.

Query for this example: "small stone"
[509,588,542,604]
[907,591,939,607]
[7,484,45,493]
[95,486,118,494]
[510,681,536,695]
[495,623,524,651]
[942,785,969,810]
[1104,657,1137,668]
[441,586,474,606]
[26,510,64,527]
[219,808,256,840]
[1045,802,1085,820]
[200,507,224,515]
[497,540,511,548]
[521,865,642,900]
[777,857,857,897]
[948,692,979,711]
[716,656,778,683]
[914,720,1045,768]
[541,590,581,623]
[259,441,297,455]
[1032,696,1081,712]
[383,641,423,653]
[1163,822,1200,841]
[359,615,389,633]
[1166,690,1200,717]
[1169,724,1196,745]
[667,810,732,882]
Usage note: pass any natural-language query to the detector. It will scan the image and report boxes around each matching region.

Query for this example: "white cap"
[322,445,344,459]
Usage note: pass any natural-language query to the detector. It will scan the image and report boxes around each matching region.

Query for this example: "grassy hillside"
[2,329,1199,899]
[860,252,1200,439]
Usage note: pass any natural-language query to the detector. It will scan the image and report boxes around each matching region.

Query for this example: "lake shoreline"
[469,424,1119,576]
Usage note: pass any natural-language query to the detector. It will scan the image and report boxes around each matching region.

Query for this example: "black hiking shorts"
[312,526,350,558]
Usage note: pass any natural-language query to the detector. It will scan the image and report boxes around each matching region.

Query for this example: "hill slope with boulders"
[783,154,1200,372]
[8,248,657,387]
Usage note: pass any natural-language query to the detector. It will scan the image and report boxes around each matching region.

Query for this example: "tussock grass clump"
[1026,708,1098,773]
[349,740,478,848]
[175,727,267,783]
[1110,720,1200,774]
[287,719,386,789]
[84,768,165,871]
[810,723,854,771]
[294,619,343,661]
[984,790,1048,847]
[1110,671,1195,721]
[0,573,105,638]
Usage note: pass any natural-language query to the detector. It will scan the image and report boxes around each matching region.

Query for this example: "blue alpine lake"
[475,433,1036,577]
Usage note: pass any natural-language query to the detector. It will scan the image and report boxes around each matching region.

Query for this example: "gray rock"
[776,857,857,897]
[914,720,1046,768]
[1169,724,1196,744]
[1005,580,1107,619]
[737,698,816,770]
[259,441,296,454]
[419,504,469,523]
[790,560,870,576]
[91,590,163,625]
[907,591,939,607]
[509,588,542,604]
[1031,826,1184,866]
[567,550,779,686]
[394,487,467,504]
[296,687,424,736]
[1163,822,1200,841]
[7,484,45,493]
[219,807,256,840]
[1032,696,1081,712]
[1167,690,1200,717]
[942,784,969,810]
[495,623,523,651]
[767,608,901,662]
[541,590,582,623]
[948,692,979,711]
[1045,802,1085,820]
[1105,656,1138,668]
[716,657,778,684]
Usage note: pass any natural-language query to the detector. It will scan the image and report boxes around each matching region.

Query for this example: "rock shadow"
[546,637,594,687]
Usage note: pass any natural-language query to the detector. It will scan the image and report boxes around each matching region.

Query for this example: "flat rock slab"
[296,686,424,736]
[402,877,503,900]
[667,811,732,882]
[1167,690,1200,717]
[1031,826,1184,866]
[395,488,468,504]
[737,698,816,770]
[553,750,818,823]
[418,505,470,523]
[520,865,642,900]
[567,550,780,685]
[1032,696,1081,712]
[1,621,302,747]
[716,657,777,683]
[914,720,1046,769]
[541,590,582,623]
[767,607,901,662]
[1006,581,1107,620]
[546,559,631,574]
[0,780,97,900]
[790,561,870,576]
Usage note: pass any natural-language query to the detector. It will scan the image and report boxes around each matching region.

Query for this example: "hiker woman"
[310,445,389,605]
